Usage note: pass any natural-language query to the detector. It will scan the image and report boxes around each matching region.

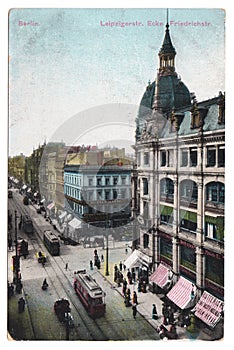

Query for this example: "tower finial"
[167,8,169,25]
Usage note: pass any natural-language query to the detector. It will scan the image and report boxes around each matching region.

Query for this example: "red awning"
[194,291,224,328]
[167,276,197,309]
[150,263,171,289]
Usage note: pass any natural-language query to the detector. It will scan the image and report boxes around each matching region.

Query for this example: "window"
[207,147,216,167]
[180,210,197,232]
[205,255,224,286]
[143,178,148,195]
[105,177,110,186]
[97,177,102,186]
[113,177,118,185]
[218,146,225,167]
[97,190,102,199]
[144,152,149,165]
[88,178,93,186]
[113,190,118,199]
[88,191,93,200]
[120,189,126,199]
[121,176,126,185]
[143,201,149,219]
[161,150,166,167]
[168,150,174,167]
[143,234,149,249]
[105,191,110,200]
[206,182,225,204]
[190,148,197,167]
[160,205,173,225]
[181,150,188,167]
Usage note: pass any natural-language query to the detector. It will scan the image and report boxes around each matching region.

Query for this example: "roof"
[149,263,171,289]
[159,23,176,56]
[166,276,197,309]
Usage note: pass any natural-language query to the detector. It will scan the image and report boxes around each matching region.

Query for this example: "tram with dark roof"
[73,270,106,318]
[43,230,60,256]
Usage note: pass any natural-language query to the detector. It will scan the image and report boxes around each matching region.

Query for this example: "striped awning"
[47,202,55,210]
[167,276,197,309]
[124,250,152,269]
[194,291,224,328]
[150,263,172,288]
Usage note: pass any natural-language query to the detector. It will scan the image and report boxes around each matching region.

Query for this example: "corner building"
[133,22,224,308]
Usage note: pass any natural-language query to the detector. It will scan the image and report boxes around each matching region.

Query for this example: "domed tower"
[136,21,191,140]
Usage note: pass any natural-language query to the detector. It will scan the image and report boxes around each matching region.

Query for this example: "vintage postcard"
[4,1,229,346]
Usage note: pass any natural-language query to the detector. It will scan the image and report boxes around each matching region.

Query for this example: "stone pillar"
[196,246,205,295]
[172,236,179,275]
[173,178,178,235]
[196,179,204,245]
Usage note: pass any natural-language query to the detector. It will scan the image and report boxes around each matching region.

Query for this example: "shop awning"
[167,276,197,309]
[66,214,73,222]
[59,211,67,220]
[150,263,172,289]
[68,217,82,230]
[194,291,224,328]
[47,202,55,210]
[124,250,152,269]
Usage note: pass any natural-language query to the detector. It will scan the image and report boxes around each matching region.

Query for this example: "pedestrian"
[119,261,122,271]
[132,304,137,319]
[132,270,136,282]
[8,237,12,251]
[125,247,128,254]
[152,304,158,320]
[101,254,104,262]
[122,278,127,296]
[18,297,25,313]
[132,291,138,305]
[65,263,68,271]
[123,263,126,271]
[90,260,93,270]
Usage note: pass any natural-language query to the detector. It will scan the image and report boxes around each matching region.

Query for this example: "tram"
[73,269,106,318]
[43,230,60,256]
[22,215,34,234]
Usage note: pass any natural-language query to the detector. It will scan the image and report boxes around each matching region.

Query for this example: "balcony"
[160,195,174,204]
[205,201,224,215]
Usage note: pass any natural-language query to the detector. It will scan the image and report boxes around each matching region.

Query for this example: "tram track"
[9,192,109,340]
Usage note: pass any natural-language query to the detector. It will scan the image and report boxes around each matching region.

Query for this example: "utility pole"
[13,210,20,285]
[105,217,110,276]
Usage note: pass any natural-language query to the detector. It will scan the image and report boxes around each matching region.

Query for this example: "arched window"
[180,180,198,202]
[160,178,174,202]
[206,182,224,204]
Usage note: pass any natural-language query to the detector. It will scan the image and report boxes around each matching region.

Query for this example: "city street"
[7,189,160,341]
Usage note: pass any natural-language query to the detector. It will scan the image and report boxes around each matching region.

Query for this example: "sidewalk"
[97,258,219,341]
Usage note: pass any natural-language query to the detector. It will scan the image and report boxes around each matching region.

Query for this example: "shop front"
[193,291,224,329]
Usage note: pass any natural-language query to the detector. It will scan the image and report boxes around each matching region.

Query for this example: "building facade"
[133,22,224,302]
[63,146,133,241]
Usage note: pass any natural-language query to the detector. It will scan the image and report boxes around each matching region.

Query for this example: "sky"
[7,6,226,156]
